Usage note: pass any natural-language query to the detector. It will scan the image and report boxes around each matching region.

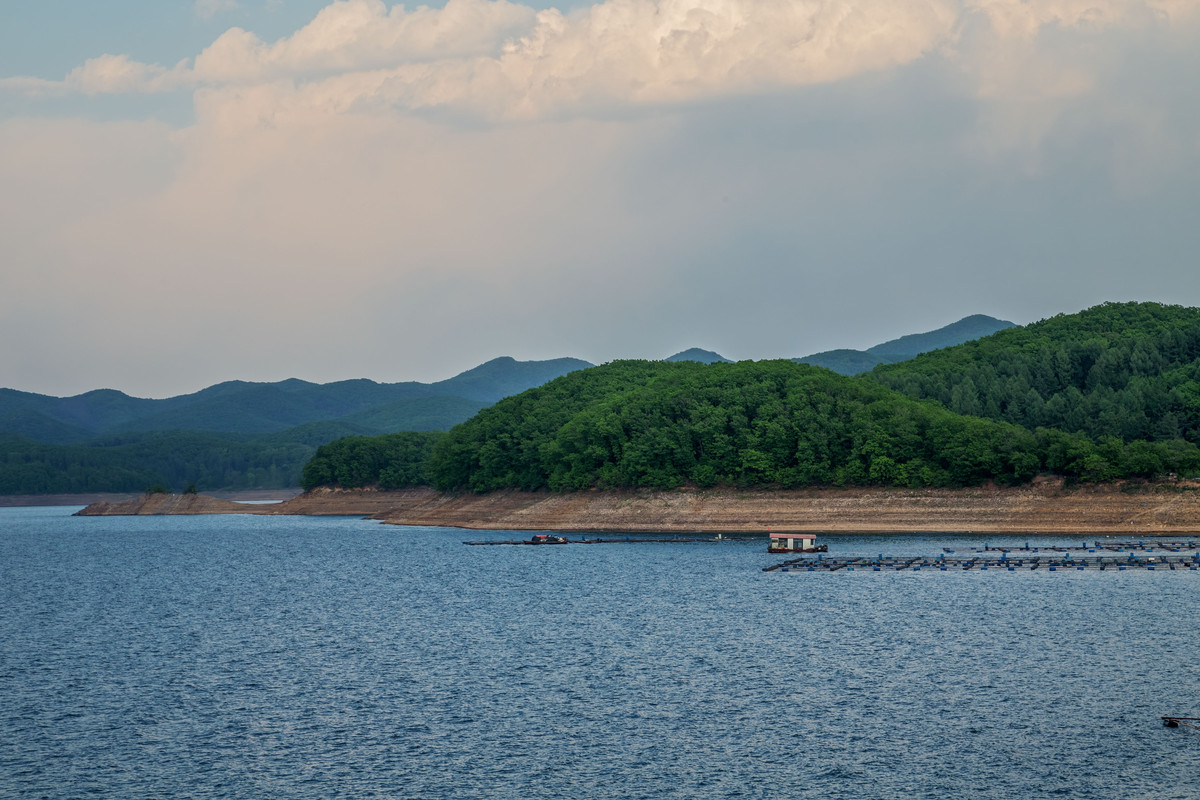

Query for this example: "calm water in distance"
[2,506,1199,799]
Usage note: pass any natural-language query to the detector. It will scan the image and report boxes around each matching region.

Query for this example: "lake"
[2,506,1198,799]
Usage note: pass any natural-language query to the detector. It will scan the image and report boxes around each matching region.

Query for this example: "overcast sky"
[3,0,1199,398]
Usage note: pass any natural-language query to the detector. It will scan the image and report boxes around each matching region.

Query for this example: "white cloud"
[63,54,192,95]
[196,0,241,20]
[967,0,1200,38]
[3,0,1200,396]
[6,0,1200,121]
[180,0,966,122]
[192,0,538,83]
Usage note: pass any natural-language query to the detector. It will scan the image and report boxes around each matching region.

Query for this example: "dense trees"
[301,315,1200,494]
[421,359,1171,492]
[300,432,443,491]
[0,358,590,495]
[25,301,1197,496]
[0,431,312,494]
[870,302,1200,445]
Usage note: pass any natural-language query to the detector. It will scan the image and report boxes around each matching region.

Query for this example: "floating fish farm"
[765,547,1200,573]
[945,540,1199,554]
[463,534,736,546]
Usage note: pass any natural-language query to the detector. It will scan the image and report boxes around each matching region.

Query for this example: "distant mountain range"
[0,314,1014,493]
[307,302,1200,495]
[3,317,1013,446]
[793,314,1016,374]
[662,315,1016,375]
[0,357,592,445]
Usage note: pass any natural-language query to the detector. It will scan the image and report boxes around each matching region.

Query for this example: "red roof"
[768,532,816,539]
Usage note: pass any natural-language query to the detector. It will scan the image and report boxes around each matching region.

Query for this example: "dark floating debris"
[1163,717,1200,729]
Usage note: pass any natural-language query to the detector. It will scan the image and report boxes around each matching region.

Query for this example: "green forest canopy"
[304,346,1200,493]
[870,301,1200,444]
[16,301,1200,495]
[0,431,311,495]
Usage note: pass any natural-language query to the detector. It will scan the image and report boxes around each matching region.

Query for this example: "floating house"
[768,532,827,553]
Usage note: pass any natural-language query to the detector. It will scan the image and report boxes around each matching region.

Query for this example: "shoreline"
[1,489,302,508]
[70,479,1200,534]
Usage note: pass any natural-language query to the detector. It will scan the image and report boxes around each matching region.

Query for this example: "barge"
[767,532,827,554]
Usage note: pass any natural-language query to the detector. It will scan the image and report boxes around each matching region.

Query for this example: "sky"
[2,0,1199,398]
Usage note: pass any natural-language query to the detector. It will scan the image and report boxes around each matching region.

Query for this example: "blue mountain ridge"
[0,315,1010,444]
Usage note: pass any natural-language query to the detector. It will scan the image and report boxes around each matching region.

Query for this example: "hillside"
[15,304,1200,497]
[438,359,1200,491]
[0,357,592,443]
[0,357,589,494]
[790,349,890,375]
[0,430,313,495]
[306,359,1200,495]
[866,314,1018,357]
[870,301,1200,449]
[665,348,732,364]
[796,314,1015,375]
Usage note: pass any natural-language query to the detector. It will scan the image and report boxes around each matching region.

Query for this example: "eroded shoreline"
[72,480,1200,535]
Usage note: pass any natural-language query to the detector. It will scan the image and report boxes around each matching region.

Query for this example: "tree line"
[871,301,1200,444]
[17,301,1200,495]
[300,356,1200,493]
[0,431,312,494]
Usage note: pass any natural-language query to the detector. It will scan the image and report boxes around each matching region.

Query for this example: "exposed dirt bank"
[74,480,1200,534]
[6,489,302,509]
[74,493,255,516]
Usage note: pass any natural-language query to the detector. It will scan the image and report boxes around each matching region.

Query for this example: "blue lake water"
[2,506,1198,799]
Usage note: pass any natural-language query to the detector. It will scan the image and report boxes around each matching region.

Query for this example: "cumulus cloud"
[6,0,1200,119]
[3,0,1200,396]
[967,0,1199,37]
[180,0,965,117]
[64,54,192,95]
[193,0,537,81]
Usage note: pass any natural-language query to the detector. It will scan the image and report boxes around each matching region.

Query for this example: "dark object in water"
[1162,716,1200,729]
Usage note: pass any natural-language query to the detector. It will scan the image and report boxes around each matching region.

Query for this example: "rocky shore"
[73,479,1200,534]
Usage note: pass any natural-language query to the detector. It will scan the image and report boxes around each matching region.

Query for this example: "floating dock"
[765,552,1200,572]
[464,534,737,546]
[946,540,1198,554]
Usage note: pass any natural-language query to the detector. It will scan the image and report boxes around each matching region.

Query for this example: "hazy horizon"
[2,308,1019,399]
[4,1,1198,398]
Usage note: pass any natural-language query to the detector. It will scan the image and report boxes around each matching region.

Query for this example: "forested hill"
[869,301,1200,448]
[0,356,593,443]
[0,357,591,494]
[665,348,732,363]
[426,360,1049,491]
[303,358,1200,494]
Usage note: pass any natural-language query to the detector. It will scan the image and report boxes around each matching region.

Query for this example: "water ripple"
[2,508,1198,799]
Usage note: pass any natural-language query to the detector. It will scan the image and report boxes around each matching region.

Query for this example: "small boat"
[767,532,827,554]
[528,534,568,545]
